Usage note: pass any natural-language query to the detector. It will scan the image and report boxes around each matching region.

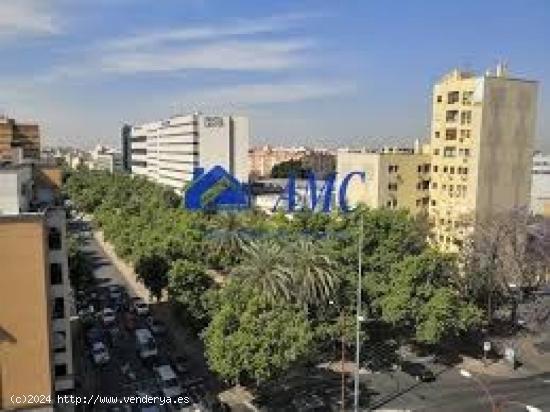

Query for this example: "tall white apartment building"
[129,113,249,191]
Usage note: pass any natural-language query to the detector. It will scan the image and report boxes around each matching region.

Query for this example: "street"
[70,219,222,411]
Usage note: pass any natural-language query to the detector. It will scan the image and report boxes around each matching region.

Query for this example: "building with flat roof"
[249,145,335,180]
[129,113,249,191]
[337,146,431,214]
[429,65,538,250]
[532,153,550,217]
[0,116,40,161]
[0,163,73,410]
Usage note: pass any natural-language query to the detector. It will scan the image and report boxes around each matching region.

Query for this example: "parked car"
[135,328,158,360]
[124,312,137,331]
[86,327,106,346]
[400,361,435,382]
[91,341,110,365]
[147,317,167,335]
[154,364,183,399]
[102,308,116,325]
[133,299,150,316]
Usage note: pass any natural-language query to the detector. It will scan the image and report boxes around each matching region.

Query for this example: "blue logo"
[184,166,250,210]
[183,165,366,213]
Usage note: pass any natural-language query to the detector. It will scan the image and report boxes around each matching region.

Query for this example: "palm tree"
[232,239,291,303]
[283,238,338,308]
[207,212,247,268]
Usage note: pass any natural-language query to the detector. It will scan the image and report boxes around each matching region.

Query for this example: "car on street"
[400,361,436,382]
[135,328,158,360]
[154,364,183,399]
[133,298,150,316]
[102,307,116,325]
[146,316,167,335]
[91,341,110,365]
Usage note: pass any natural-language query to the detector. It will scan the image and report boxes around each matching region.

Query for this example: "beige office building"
[337,146,430,214]
[429,65,538,250]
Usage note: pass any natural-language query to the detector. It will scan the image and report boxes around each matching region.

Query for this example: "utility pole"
[341,308,345,412]
[354,213,363,411]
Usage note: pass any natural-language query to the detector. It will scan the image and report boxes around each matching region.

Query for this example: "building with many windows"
[129,113,249,191]
[429,65,538,250]
[0,163,73,410]
[249,145,335,180]
[532,152,550,217]
[336,146,430,213]
[0,116,40,161]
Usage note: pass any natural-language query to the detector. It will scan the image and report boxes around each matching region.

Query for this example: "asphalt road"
[71,219,214,411]
[369,367,550,411]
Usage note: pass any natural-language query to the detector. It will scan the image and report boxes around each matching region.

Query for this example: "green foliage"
[67,234,94,290]
[271,159,311,178]
[204,282,314,385]
[135,253,170,301]
[168,259,213,330]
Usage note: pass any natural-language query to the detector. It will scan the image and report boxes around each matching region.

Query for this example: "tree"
[168,259,213,331]
[270,159,310,178]
[135,253,170,301]
[282,238,338,308]
[461,209,550,324]
[67,234,94,290]
[232,239,291,302]
[380,249,482,344]
[204,283,314,385]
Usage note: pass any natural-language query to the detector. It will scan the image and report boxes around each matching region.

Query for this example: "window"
[432,182,438,189]
[464,148,471,157]
[462,91,473,105]
[48,228,62,250]
[449,184,454,192]
[50,263,63,285]
[54,364,67,377]
[431,199,437,206]
[422,180,430,190]
[443,166,448,173]
[446,110,459,122]
[445,129,457,140]
[442,184,447,190]
[416,182,421,190]
[448,91,459,104]
[388,183,398,191]
[386,200,392,207]
[416,199,421,206]
[450,167,455,174]
[424,164,430,173]
[417,165,422,173]
[463,167,468,175]
[433,149,440,156]
[436,95,442,103]
[53,298,65,319]
[460,110,472,125]
[433,165,438,172]
[460,129,471,139]
[54,332,66,353]
[443,147,457,157]
[435,131,440,139]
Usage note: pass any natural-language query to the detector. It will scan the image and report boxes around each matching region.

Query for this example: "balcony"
[445,129,457,141]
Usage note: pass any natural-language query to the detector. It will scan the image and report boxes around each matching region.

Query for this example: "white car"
[154,365,183,399]
[133,299,149,316]
[102,308,116,324]
[91,342,110,365]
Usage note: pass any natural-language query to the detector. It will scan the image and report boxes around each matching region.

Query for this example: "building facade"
[0,164,73,410]
[0,116,40,161]
[249,145,335,179]
[337,147,431,213]
[129,113,249,191]
[429,66,537,250]
[532,153,550,217]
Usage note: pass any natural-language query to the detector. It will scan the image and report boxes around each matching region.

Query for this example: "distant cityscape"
[0,64,549,411]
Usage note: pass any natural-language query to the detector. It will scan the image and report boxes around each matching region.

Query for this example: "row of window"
[434,129,472,140]
[432,165,469,174]
[436,90,473,105]
[433,147,471,157]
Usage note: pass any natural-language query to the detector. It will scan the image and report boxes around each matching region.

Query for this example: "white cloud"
[0,0,59,38]
[177,80,353,107]
[100,39,313,73]
[103,13,313,51]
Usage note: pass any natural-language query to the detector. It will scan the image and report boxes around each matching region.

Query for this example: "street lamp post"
[354,213,364,412]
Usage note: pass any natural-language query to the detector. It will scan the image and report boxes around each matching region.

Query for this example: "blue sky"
[0,0,548,150]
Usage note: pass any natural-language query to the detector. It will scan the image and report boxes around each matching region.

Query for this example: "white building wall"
[0,166,33,214]
[532,153,550,216]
